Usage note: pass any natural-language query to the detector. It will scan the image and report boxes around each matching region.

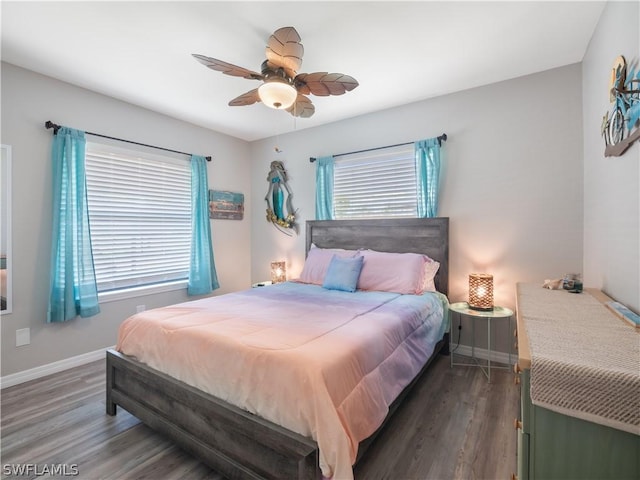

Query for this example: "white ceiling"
[2,1,605,142]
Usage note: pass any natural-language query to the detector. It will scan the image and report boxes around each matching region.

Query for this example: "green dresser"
[514,283,640,480]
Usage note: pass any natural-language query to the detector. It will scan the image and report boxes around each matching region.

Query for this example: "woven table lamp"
[270,261,286,284]
[469,273,494,311]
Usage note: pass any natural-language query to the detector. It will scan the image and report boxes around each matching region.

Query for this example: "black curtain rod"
[309,133,447,163]
[45,121,212,162]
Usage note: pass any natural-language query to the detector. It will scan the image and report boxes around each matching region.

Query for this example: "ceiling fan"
[193,26,359,118]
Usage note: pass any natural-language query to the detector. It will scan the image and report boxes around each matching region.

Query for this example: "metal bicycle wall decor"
[601,55,640,157]
[265,160,298,235]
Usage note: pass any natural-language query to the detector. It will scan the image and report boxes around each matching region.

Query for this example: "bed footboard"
[106,349,320,480]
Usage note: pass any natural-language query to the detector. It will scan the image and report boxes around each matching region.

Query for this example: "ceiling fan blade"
[192,54,263,80]
[295,72,359,96]
[286,94,315,118]
[265,27,304,78]
[228,88,261,106]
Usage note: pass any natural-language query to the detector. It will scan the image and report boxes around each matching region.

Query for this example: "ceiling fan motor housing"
[260,60,291,82]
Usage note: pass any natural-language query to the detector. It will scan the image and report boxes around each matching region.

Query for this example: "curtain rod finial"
[45,120,60,134]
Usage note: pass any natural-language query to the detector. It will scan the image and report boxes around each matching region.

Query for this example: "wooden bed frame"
[106,217,449,479]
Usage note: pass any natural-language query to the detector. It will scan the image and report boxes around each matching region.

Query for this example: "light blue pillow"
[322,255,364,292]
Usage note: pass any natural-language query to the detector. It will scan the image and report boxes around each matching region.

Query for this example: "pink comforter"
[117,282,447,479]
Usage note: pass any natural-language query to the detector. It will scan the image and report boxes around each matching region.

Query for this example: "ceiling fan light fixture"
[258,78,297,110]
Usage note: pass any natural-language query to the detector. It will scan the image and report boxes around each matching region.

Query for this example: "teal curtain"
[315,155,335,220]
[47,127,100,322]
[415,138,441,218]
[188,155,219,295]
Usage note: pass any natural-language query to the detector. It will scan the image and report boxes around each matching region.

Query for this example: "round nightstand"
[449,302,514,382]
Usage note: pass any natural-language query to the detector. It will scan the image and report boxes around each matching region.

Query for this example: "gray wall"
[249,64,585,353]
[582,0,639,313]
[250,66,585,308]
[0,63,252,377]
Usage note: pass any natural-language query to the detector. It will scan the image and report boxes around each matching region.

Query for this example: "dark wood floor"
[1,354,518,480]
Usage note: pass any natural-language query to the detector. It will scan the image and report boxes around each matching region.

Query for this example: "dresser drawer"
[516,428,530,480]
[519,368,531,434]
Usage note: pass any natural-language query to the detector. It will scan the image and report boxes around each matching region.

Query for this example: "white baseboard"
[0,346,114,389]
[450,344,516,366]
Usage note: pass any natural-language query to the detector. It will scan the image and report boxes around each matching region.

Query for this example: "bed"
[106,217,449,479]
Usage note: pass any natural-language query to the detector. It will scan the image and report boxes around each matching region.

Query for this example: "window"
[333,144,417,219]
[85,143,191,294]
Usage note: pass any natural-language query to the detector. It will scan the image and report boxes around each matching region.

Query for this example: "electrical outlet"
[16,328,30,347]
[136,305,146,313]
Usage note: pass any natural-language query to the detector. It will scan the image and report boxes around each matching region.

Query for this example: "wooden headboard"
[306,218,449,296]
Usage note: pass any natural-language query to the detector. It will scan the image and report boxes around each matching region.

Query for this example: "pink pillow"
[298,245,358,285]
[357,250,436,295]
[422,258,440,292]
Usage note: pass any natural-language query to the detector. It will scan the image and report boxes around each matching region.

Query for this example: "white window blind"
[85,143,191,293]
[333,144,417,219]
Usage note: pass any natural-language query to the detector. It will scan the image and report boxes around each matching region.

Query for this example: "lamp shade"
[258,80,297,110]
[270,261,286,284]
[469,273,493,311]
